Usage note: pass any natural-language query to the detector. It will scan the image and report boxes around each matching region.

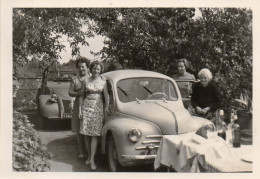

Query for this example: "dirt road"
[28,114,154,172]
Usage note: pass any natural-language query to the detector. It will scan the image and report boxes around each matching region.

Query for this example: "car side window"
[106,80,114,109]
[168,83,178,100]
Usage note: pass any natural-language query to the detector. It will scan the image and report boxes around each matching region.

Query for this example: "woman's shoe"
[78,154,84,159]
[90,162,97,170]
[85,160,91,165]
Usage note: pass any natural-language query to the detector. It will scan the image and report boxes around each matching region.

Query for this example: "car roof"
[102,70,173,82]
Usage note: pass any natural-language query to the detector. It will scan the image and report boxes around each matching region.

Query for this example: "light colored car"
[36,67,77,128]
[101,70,214,172]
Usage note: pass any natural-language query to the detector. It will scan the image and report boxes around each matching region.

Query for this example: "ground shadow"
[20,112,159,172]
[46,134,156,172]
[46,133,109,172]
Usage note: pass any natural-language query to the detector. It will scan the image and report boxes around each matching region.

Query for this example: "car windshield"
[117,77,178,103]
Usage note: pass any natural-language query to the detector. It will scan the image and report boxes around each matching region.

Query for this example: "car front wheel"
[107,135,122,172]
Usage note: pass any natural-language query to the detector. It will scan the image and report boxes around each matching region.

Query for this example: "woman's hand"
[78,90,84,97]
[79,109,82,119]
[195,106,203,114]
[105,106,110,115]
[202,107,210,114]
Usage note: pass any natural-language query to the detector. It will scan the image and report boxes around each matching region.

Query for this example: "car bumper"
[122,154,156,160]
[47,116,71,120]
[121,155,156,166]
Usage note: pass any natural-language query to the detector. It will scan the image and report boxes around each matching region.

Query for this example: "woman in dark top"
[191,68,221,119]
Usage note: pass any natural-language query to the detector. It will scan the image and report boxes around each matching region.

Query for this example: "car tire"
[38,116,47,129]
[36,89,41,113]
[107,135,123,172]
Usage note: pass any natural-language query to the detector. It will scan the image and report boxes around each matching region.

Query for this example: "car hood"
[47,82,74,100]
[119,101,211,135]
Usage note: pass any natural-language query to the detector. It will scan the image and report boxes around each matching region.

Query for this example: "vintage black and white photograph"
[1,1,259,177]
[10,7,253,173]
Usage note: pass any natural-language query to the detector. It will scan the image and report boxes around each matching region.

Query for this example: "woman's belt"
[85,93,103,100]
[86,91,102,94]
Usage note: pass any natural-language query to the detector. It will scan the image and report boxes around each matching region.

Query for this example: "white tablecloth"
[154,132,252,172]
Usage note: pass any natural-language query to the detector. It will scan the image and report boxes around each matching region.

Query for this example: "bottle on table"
[217,110,226,140]
[232,114,241,148]
[221,121,227,140]
[226,109,235,145]
[216,110,224,130]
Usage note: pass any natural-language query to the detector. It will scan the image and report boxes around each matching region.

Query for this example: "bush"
[13,111,52,171]
[16,99,37,112]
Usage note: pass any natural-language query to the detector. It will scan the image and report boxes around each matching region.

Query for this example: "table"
[154,132,252,172]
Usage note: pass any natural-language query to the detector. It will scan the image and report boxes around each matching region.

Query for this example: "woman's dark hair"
[89,60,103,73]
[75,56,90,68]
[177,58,189,68]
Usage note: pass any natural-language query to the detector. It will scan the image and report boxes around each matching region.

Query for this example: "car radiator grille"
[136,135,162,153]
[62,100,72,113]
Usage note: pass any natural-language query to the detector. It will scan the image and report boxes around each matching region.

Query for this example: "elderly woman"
[78,61,109,170]
[191,68,221,119]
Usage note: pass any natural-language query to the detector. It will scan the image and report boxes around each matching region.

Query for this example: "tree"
[88,8,252,109]
[13,8,95,67]
[89,8,196,73]
[13,8,252,110]
[196,8,252,107]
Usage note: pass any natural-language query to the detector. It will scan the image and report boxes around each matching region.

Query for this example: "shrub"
[13,111,52,171]
[16,99,37,112]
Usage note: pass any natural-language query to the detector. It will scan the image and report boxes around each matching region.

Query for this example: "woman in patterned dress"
[78,61,109,170]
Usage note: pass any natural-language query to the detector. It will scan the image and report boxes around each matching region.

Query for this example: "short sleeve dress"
[80,77,106,136]
[70,75,89,133]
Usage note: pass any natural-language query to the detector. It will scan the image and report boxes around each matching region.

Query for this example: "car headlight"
[50,94,58,102]
[128,128,142,143]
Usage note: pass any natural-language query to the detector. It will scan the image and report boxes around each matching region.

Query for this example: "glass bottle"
[217,121,227,140]
[232,115,241,148]
[217,110,224,131]
[217,110,225,139]
[221,121,227,140]
[226,109,235,145]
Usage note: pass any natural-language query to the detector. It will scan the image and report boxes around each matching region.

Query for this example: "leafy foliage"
[13,8,95,67]
[13,111,52,171]
[16,99,37,112]
[88,8,252,110]
[13,8,252,110]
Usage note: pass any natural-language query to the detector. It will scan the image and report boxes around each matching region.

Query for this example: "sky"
[58,34,105,64]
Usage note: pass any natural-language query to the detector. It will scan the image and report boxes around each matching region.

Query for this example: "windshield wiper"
[136,98,141,104]
[117,86,128,96]
[162,98,167,103]
[142,86,153,95]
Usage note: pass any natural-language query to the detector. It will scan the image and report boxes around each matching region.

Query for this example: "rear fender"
[38,95,63,119]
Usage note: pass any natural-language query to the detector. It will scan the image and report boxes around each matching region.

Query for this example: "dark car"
[36,67,77,128]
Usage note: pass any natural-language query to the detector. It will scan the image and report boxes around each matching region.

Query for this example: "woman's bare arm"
[78,81,86,119]
[68,80,79,97]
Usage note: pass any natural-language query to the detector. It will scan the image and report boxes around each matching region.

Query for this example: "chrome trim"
[136,145,160,150]
[121,155,156,160]
[146,135,162,138]
[142,140,160,144]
